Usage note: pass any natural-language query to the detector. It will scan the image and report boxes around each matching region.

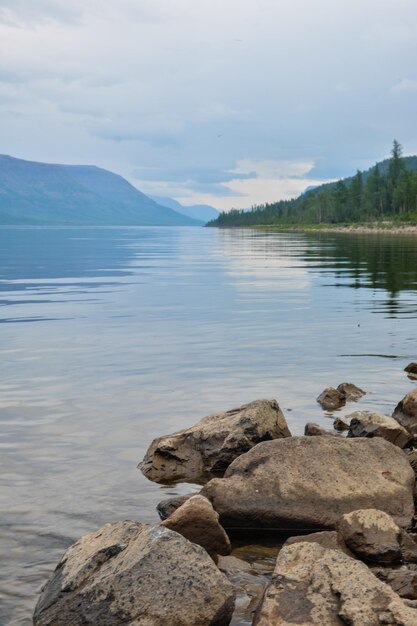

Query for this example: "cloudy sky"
[1,0,417,210]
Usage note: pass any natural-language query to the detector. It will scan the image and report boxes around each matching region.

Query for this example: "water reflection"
[0,226,417,625]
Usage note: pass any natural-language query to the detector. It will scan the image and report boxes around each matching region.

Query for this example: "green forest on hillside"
[208,141,417,227]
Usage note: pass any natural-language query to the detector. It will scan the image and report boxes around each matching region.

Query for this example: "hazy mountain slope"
[0,155,202,226]
[150,195,219,223]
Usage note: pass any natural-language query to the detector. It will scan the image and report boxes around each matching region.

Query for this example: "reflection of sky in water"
[1,226,417,625]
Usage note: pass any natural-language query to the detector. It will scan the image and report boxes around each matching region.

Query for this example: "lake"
[1,226,417,625]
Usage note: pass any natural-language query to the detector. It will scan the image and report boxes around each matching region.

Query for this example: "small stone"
[333,417,350,431]
[304,422,337,436]
[337,382,366,401]
[317,387,346,410]
[405,363,417,375]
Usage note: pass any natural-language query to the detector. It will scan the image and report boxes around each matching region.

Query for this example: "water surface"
[1,226,417,625]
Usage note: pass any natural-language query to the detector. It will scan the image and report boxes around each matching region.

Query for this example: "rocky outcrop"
[393,388,417,436]
[201,437,415,530]
[253,542,417,625]
[33,521,235,626]
[337,509,403,563]
[304,422,337,436]
[347,410,411,448]
[161,494,231,560]
[284,530,354,557]
[139,399,291,484]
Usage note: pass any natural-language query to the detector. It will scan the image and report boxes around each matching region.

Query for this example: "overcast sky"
[1,0,417,210]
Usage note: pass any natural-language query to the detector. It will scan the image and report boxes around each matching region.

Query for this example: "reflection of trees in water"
[304,233,417,317]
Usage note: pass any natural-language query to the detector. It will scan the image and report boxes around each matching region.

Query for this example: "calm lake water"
[1,226,417,625]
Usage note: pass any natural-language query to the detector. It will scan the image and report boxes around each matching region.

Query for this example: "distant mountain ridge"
[149,195,219,223]
[0,155,203,226]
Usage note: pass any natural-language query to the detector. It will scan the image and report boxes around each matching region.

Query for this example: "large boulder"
[201,437,415,530]
[139,399,291,485]
[33,521,235,626]
[161,494,231,560]
[347,410,411,448]
[393,388,417,436]
[337,509,402,563]
[253,542,417,625]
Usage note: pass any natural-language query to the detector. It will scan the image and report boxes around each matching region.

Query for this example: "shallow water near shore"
[1,226,417,625]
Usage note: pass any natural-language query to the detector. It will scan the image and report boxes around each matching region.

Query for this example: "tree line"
[207,141,417,227]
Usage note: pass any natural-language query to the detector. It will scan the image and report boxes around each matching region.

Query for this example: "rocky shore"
[33,367,417,625]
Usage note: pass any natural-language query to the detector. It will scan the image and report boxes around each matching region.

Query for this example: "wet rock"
[139,399,291,485]
[400,531,417,563]
[337,509,402,563]
[405,363,417,378]
[337,382,366,401]
[373,564,417,600]
[347,410,411,448]
[284,530,354,557]
[333,416,350,431]
[201,437,415,530]
[317,387,346,410]
[254,542,417,625]
[156,493,195,520]
[304,422,337,436]
[393,388,417,436]
[161,494,231,559]
[33,521,235,626]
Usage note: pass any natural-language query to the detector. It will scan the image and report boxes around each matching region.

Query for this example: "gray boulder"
[253,542,417,625]
[337,508,402,563]
[393,388,417,436]
[161,494,231,560]
[139,399,291,485]
[347,410,411,448]
[33,521,235,626]
[201,437,415,530]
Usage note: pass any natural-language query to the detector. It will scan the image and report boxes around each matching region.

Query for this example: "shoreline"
[252,223,417,235]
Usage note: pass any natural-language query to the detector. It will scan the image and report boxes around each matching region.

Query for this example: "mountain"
[150,195,219,223]
[0,155,203,226]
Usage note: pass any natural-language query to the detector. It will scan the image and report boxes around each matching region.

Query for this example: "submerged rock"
[33,521,235,626]
[139,399,291,484]
[347,410,411,448]
[337,508,403,563]
[253,542,417,625]
[393,388,417,436]
[161,494,231,559]
[201,436,415,530]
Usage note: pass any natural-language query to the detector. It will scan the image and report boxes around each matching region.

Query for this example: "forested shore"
[208,141,417,228]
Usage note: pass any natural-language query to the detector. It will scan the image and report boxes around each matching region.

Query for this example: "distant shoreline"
[247,223,417,235]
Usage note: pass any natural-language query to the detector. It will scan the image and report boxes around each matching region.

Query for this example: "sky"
[1,0,417,211]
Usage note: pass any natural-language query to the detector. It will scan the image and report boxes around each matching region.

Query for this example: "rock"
[285,530,354,557]
[139,399,291,485]
[304,422,337,436]
[317,387,346,410]
[33,521,235,626]
[393,388,417,436]
[337,509,402,563]
[405,363,417,376]
[347,410,411,448]
[333,417,350,431]
[218,556,269,626]
[400,531,417,563]
[373,564,417,600]
[253,542,417,625]
[337,382,366,401]
[218,555,252,575]
[161,494,231,559]
[201,437,415,530]
[156,493,195,520]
